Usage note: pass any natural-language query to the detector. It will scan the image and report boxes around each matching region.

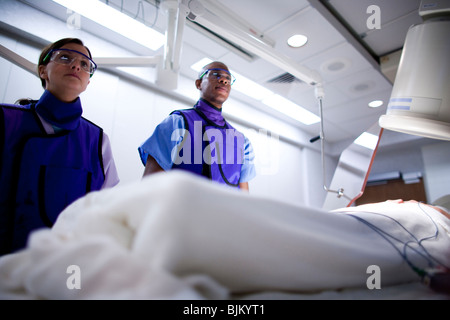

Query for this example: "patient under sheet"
[0,171,449,300]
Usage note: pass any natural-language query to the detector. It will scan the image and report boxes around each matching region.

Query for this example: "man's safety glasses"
[199,68,236,85]
[44,49,97,76]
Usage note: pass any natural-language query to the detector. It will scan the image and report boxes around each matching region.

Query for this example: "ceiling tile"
[217,0,310,32]
[302,41,374,83]
[362,11,421,55]
[266,6,346,62]
[329,67,392,100]
[326,0,421,34]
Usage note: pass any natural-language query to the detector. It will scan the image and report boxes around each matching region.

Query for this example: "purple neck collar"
[194,98,225,126]
[35,90,82,131]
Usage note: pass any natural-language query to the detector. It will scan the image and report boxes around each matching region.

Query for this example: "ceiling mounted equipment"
[379,0,450,141]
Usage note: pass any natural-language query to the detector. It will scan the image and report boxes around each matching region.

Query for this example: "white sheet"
[1,171,449,300]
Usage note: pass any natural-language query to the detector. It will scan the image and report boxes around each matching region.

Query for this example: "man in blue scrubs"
[138,61,255,190]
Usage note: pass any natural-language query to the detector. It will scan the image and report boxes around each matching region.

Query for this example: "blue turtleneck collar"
[35,90,82,131]
[194,98,225,126]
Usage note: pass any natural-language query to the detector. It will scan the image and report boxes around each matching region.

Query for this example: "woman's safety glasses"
[199,68,236,85]
[44,49,97,77]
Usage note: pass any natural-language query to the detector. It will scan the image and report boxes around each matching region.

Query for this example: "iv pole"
[315,83,352,201]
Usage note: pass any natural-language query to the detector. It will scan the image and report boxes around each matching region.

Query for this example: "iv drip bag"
[379,19,450,140]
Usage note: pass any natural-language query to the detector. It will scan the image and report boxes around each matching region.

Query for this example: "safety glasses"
[199,68,236,85]
[43,49,97,76]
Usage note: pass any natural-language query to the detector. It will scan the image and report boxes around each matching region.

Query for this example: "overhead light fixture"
[190,58,213,72]
[52,0,165,51]
[232,72,273,101]
[354,132,379,150]
[234,73,320,125]
[368,100,383,108]
[287,34,308,48]
[262,94,320,125]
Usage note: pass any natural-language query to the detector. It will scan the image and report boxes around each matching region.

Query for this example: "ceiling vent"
[267,72,305,84]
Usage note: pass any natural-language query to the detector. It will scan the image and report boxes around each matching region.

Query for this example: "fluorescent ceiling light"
[262,94,320,125]
[354,132,379,150]
[232,72,274,101]
[52,0,165,51]
[190,58,213,72]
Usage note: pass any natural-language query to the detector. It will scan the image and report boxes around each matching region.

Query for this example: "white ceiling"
[9,0,433,150]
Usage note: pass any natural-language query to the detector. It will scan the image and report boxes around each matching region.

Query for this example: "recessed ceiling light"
[368,100,384,108]
[287,34,308,48]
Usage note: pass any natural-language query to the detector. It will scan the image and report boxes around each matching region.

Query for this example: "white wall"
[369,145,425,177]
[234,122,309,206]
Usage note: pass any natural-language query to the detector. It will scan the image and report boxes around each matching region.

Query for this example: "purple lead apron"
[171,106,244,187]
[0,104,104,254]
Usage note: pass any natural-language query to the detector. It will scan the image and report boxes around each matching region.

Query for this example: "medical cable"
[413,202,448,268]
[342,202,450,293]
[347,213,435,275]
[354,203,447,269]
